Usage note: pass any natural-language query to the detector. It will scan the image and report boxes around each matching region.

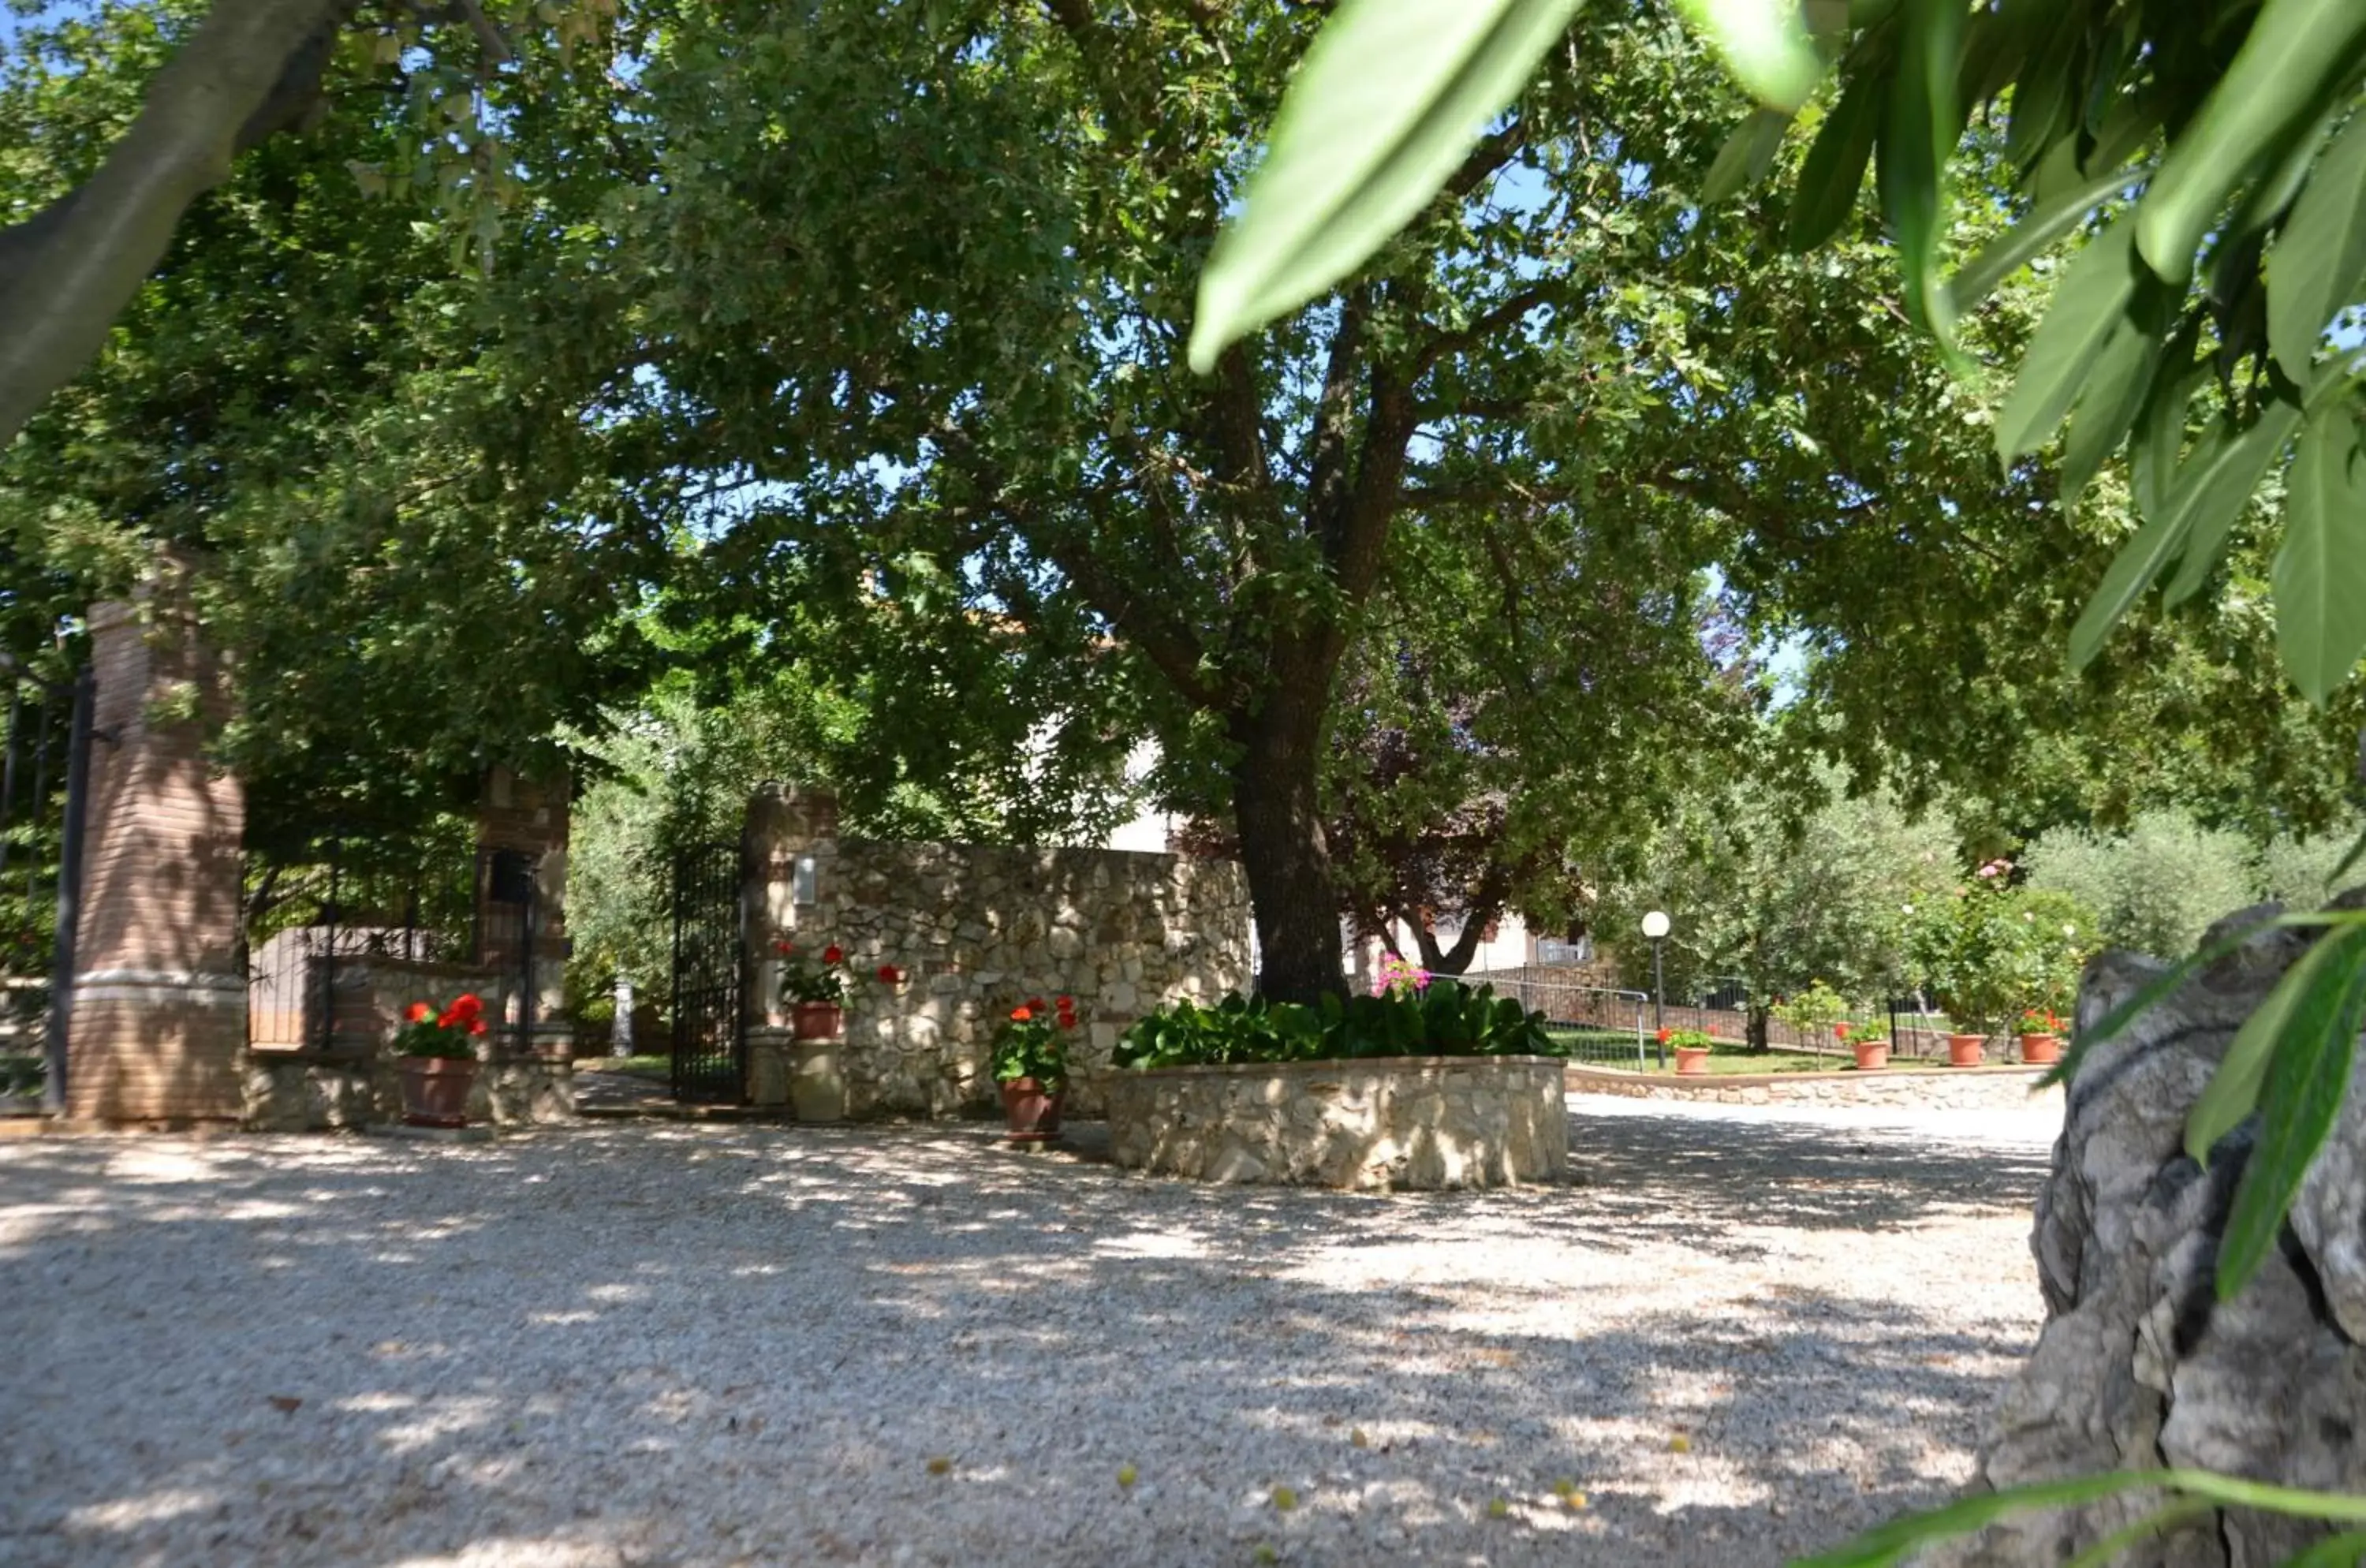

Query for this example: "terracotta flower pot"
[1673,1046,1711,1077]
[1000,1077,1063,1141]
[397,1056,477,1127]
[2018,1032,2062,1066]
[1851,1040,1890,1071]
[1947,1032,1987,1068]
[791,1001,844,1041]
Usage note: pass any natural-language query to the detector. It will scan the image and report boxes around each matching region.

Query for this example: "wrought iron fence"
[1472,965,1963,1068]
[1463,966,1650,1066]
[243,831,477,1055]
[0,662,90,1115]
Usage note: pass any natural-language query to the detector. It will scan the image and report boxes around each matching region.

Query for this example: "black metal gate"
[670,841,745,1103]
[0,661,91,1117]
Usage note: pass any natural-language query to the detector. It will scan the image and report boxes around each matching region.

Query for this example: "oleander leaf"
[2134,0,2366,285]
[2067,503,2189,672]
[1704,106,1793,203]
[1786,70,1879,251]
[1189,0,1587,375]
[2184,926,2348,1166]
[2267,106,2366,384]
[1995,218,2142,463]
[2160,400,2303,607]
[2217,923,2366,1299]
[1879,0,1962,343]
[2274,394,2366,703]
[1675,0,1822,114]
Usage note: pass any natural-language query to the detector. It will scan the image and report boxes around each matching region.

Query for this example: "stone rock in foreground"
[1100,1055,1566,1190]
[1930,905,2366,1566]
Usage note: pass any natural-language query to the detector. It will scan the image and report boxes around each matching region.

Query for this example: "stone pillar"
[475,767,576,1122]
[65,568,247,1122]
[742,782,840,1116]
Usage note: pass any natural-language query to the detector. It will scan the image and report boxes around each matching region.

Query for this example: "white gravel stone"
[0,1098,2057,1566]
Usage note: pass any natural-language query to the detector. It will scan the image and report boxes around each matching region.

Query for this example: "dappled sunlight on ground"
[0,1101,2053,1566]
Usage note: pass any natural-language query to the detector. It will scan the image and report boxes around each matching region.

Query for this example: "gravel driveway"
[0,1097,2059,1567]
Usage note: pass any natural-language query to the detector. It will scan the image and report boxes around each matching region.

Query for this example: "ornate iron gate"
[670,840,745,1103]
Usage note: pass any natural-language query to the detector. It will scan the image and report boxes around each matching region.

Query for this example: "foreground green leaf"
[1789,1467,2366,1568]
[2184,924,2351,1166]
[1188,0,1586,374]
[1674,0,1822,114]
[2267,99,2366,384]
[1995,219,2141,464]
[2275,395,2366,703]
[1786,72,1878,252]
[2133,0,2366,285]
[2066,505,2191,672]
[2160,401,2305,607]
[1878,0,1962,342]
[1704,106,1793,203]
[2218,923,2366,1299]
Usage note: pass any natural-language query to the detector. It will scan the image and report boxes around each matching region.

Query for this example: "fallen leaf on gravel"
[1667,1434,1691,1454]
[1349,1428,1368,1449]
[1487,1497,1510,1518]
[925,1456,953,1475]
[267,1396,302,1414]
[1271,1484,1297,1511]
[1117,1465,1136,1488]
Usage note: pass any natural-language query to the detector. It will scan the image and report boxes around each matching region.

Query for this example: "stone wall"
[241,955,575,1131]
[747,786,1252,1119]
[1930,905,2366,1566]
[1103,1055,1568,1190]
[1565,1063,2064,1114]
[66,567,247,1122]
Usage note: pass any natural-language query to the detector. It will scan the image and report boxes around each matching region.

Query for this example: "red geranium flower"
[877,965,902,984]
[1028,997,1047,1014]
[468,1019,488,1036]
[823,945,844,965]
[452,993,483,1018]
[405,1002,433,1024]
[774,939,794,956]
[1655,1027,1671,1043]
[1009,1006,1032,1022]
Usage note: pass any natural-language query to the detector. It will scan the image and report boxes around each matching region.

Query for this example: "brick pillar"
[476,765,572,1058]
[65,574,247,1122]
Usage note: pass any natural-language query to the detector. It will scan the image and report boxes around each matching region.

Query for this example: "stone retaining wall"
[1565,1062,2062,1113]
[243,957,576,1131]
[1103,1055,1567,1191]
[748,786,1252,1120]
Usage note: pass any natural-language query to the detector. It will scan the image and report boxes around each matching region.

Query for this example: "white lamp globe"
[1641,910,1671,940]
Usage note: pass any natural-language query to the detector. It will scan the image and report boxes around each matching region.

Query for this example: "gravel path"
[0,1098,2059,1567]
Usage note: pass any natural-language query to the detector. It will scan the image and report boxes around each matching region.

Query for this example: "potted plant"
[1838,1019,1890,1072]
[1661,1026,1713,1077]
[2017,1007,2064,1066]
[394,993,487,1127]
[991,995,1077,1139]
[776,940,901,1039]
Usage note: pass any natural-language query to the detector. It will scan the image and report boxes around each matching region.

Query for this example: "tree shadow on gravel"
[0,1114,2052,1568]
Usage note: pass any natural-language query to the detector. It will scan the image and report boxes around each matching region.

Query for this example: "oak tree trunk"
[1229,696,1345,1005]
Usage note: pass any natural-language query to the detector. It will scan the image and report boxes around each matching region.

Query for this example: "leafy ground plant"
[1113,980,1549,1070]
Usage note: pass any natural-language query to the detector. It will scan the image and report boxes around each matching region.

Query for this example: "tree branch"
[0,0,360,445]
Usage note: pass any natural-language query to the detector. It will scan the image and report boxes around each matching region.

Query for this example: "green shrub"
[1112,980,1549,1070]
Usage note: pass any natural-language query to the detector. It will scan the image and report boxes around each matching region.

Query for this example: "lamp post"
[1642,909,1670,1068]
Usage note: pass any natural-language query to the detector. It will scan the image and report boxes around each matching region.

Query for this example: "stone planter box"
[1101,1055,1566,1191]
